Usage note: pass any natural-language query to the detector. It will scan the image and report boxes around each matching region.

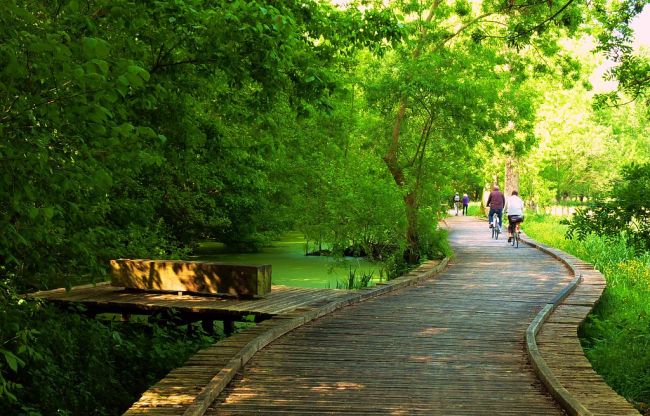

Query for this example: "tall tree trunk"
[383,2,441,263]
[404,191,420,263]
[504,156,519,199]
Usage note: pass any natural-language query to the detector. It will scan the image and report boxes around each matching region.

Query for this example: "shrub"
[566,163,650,252]
[0,287,214,416]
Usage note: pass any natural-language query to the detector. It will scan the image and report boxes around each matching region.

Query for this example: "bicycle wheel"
[494,221,500,239]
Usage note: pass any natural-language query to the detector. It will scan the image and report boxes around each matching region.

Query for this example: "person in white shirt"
[504,190,525,243]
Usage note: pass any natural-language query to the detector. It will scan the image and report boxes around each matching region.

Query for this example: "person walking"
[505,190,525,242]
[486,185,505,230]
[453,192,461,216]
[462,193,469,216]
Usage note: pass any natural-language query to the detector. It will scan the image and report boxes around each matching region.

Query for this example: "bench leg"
[201,319,215,335]
[223,319,235,336]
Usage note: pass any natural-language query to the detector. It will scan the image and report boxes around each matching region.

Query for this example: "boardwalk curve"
[206,216,575,415]
[521,235,639,415]
[117,215,638,415]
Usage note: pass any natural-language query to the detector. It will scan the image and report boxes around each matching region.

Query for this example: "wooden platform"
[31,283,353,321]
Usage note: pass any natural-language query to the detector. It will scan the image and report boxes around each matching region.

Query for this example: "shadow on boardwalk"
[208,216,572,415]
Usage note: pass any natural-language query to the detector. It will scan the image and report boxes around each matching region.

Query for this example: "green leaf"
[68,0,79,12]
[28,207,39,219]
[93,169,113,190]
[90,59,109,75]
[137,126,157,139]
[82,37,110,59]
[1,349,24,373]
[43,207,55,220]
[128,65,150,81]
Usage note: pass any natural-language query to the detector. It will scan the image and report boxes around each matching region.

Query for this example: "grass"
[523,214,650,414]
[466,202,485,218]
[335,267,376,289]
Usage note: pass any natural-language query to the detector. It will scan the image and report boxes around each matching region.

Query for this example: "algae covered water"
[191,232,382,288]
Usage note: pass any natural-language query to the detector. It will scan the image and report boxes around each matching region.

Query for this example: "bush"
[0,285,215,416]
[566,163,650,252]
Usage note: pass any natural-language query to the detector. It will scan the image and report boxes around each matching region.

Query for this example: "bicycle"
[491,215,501,239]
[510,222,521,248]
[508,216,523,248]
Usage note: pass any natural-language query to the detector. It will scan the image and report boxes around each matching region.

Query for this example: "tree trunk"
[404,191,420,263]
[382,2,442,264]
[504,156,519,198]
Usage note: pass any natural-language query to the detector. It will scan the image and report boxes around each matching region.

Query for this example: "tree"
[357,0,583,261]
[592,0,650,108]
[0,0,398,287]
[566,163,650,251]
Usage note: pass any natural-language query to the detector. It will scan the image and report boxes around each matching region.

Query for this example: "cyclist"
[505,190,525,242]
[486,185,505,230]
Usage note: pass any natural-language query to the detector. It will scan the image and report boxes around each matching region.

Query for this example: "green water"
[191,232,382,288]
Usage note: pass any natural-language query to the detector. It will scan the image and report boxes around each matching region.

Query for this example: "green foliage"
[519,74,650,207]
[0,286,214,415]
[379,253,411,282]
[336,267,374,289]
[524,214,650,412]
[566,163,650,251]
[592,0,650,107]
[466,203,486,218]
[0,0,392,289]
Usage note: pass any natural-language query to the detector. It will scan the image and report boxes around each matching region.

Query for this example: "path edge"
[181,257,450,416]
[521,235,595,416]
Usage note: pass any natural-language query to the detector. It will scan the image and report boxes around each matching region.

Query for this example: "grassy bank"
[523,215,650,414]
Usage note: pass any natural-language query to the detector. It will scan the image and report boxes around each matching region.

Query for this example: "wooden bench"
[109,259,272,297]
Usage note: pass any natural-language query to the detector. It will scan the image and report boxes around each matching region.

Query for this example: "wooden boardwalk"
[521,237,639,415]
[207,216,575,415]
[32,283,354,321]
[124,262,448,415]
[37,216,638,415]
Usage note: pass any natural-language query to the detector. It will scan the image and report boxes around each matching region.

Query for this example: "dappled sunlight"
[311,381,365,393]
[223,391,262,404]
[418,326,449,336]
[109,259,272,297]
[139,390,196,405]
[408,355,433,363]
